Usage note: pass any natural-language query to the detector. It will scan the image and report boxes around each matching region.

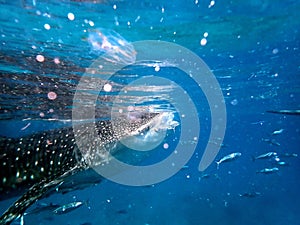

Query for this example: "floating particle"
[113,4,117,10]
[36,54,45,62]
[54,57,60,64]
[67,12,75,21]
[89,20,94,27]
[47,91,57,100]
[44,23,51,30]
[203,32,208,38]
[230,99,238,105]
[43,13,51,18]
[134,15,141,23]
[272,48,279,54]
[163,143,169,149]
[208,0,215,8]
[224,201,228,207]
[114,16,120,26]
[154,65,160,72]
[21,123,31,131]
[200,38,207,46]
[39,112,45,117]
[103,83,112,92]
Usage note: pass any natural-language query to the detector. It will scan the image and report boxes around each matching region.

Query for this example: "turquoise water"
[1,0,300,225]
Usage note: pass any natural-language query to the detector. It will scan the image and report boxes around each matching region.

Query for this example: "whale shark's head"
[74,111,179,167]
[116,111,179,155]
[129,111,179,136]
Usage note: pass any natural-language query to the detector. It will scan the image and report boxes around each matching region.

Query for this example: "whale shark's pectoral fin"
[0,167,81,225]
[0,180,61,225]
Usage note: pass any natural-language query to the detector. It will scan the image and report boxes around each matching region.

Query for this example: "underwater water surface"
[0,0,300,225]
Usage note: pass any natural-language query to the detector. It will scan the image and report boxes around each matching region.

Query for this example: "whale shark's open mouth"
[121,111,179,151]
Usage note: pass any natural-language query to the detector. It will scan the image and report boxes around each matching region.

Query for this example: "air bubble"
[36,54,45,62]
[200,38,207,46]
[47,91,57,100]
[67,12,75,21]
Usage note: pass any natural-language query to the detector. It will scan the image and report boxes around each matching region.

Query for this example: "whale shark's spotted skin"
[0,112,160,224]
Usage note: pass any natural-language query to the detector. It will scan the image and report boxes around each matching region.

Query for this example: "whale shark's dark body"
[0,112,160,224]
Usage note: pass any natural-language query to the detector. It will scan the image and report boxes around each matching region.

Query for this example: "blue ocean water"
[0,0,300,225]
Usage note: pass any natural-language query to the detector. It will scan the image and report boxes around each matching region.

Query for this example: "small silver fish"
[256,167,279,174]
[24,202,60,216]
[216,152,242,169]
[253,152,277,161]
[271,129,284,135]
[267,109,300,116]
[281,153,298,158]
[198,173,210,181]
[181,165,189,170]
[274,161,289,167]
[53,201,84,215]
[262,138,280,146]
[239,192,261,198]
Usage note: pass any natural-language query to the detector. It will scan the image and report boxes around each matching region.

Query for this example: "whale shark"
[0,111,172,224]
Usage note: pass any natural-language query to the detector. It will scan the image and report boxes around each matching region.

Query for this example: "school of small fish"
[196,121,298,202]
